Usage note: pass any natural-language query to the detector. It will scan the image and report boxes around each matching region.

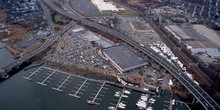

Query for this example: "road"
[37,0,55,33]
[0,40,54,73]
[30,0,220,109]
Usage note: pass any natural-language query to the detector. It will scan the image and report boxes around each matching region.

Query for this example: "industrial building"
[165,25,193,41]
[191,48,220,59]
[73,28,111,48]
[101,44,148,73]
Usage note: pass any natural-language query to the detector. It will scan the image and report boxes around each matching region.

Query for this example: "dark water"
[0,65,141,110]
[0,42,14,66]
[0,43,189,110]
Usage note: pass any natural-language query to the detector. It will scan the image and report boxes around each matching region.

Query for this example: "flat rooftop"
[165,25,192,40]
[102,44,148,72]
[91,0,118,12]
[193,25,220,47]
[191,48,220,59]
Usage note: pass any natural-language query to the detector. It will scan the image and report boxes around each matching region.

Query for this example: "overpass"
[0,40,55,78]
[42,0,220,109]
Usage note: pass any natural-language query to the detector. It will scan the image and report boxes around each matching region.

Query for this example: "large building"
[165,25,192,41]
[101,44,148,73]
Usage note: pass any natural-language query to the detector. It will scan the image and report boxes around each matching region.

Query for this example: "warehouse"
[101,44,148,73]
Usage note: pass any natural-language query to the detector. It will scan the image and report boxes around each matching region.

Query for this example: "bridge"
[0,40,55,78]
[42,0,220,109]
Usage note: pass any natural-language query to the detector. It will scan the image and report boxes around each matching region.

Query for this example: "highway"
[42,0,220,109]
[37,0,55,33]
[0,0,59,78]
[0,40,54,73]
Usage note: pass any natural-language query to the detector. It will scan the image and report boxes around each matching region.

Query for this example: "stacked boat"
[114,91,128,98]
[136,94,148,109]
[108,106,116,110]
[136,94,155,110]
[118,102,126,109]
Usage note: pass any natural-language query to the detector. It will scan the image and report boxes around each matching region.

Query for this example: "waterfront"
[0,44,189,110]
[0,65,189,110]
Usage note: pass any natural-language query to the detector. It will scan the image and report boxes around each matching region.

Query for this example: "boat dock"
[23,66,42,80]
[36,67,60,86]
[87,82,106,105]
[52,74,72,92]
[115,88,126,109]
[69,79,88,99]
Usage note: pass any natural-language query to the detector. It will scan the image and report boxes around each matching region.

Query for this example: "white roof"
[91,0,119,11]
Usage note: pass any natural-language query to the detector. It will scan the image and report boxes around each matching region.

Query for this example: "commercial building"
[101,44,148,73]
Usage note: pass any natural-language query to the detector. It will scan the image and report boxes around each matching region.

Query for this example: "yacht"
[108,106,116,110]
[124,90,131,95]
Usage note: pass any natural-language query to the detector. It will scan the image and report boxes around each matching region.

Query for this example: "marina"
[0,64,189,110]
[69,79,88,98]
[87,81,107,105]
[52,74,71,92]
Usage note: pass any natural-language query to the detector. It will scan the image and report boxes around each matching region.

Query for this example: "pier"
[115,88,125,109]
[36,67,60,86]
[69,79,88,99]
[52,74,71,92]
[23,66,42,80]
[87,82,106,105]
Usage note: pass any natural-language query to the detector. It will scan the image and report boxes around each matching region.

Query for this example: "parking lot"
[70,0,101,17]
[47,26,116,75]
[115,16,162,46]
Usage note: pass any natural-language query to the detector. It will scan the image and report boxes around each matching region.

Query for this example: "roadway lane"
[40,0,220,109]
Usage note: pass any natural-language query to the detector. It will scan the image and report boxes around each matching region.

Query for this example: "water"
[0,45,189,110]
[0,65,142,110]
[0,42,14,66]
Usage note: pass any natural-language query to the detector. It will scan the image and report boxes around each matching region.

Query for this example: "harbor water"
[0,42,189,110]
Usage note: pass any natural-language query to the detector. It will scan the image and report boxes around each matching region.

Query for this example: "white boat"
[147,106,153,110]
[87,100,100,105]
[149,98,156,102]
[136,101,146,108]
[118,105,125,109]
[119,102,126,106]
[124,90,131,95]
[116,91,121,94]
[122,94,128,98]
[108,106,116,110]
[148,101,155,104]
[118,102,126,109]
[114,93,120,97]
[140,96,148,101]
[172,99,175,105]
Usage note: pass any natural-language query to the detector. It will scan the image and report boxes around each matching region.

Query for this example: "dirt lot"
[112,1,138,15]
[0,24,27,42]
[8,25,27,41]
